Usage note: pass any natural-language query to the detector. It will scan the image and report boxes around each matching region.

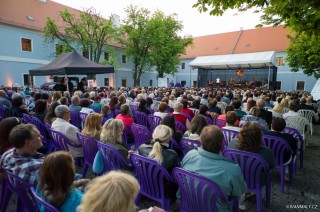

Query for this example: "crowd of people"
[0,84,319,211]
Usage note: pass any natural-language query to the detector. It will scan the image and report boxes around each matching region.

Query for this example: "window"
[193,81,197,87]
[149,80,153,86]
[122,55,127,63]
[276,57,284,66]
[121,78,127,87]
[275,81,282,90]
[181,62,185,69]
[104,78,109,86]
[181,80,186,87]
[21,38,32,52]
[82,49,89,59]
[296,81,305,90]
[23,74,32,86]
[55,44,64,56]
[104,52,110,61]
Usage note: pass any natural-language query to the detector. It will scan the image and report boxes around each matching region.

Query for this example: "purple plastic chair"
[204,115,214,125]
[0,178,12,212]
[175,120,187,134]
[282,127,304,169]
[130,124,151,150]
[96,141,132,173]
[134,111,148,127]
[31,116,54,153]
[147,114,163,132]
[180,138,201,155]
[182,112,192,121]
[70,111,82,129]
[172,167,238,212]
[5,171,39,212]
[79,112,88,128]
[130,154,174,211]
[22,113,34,124]
[169,138,181,152]
[262,135,295,192]
[76,133,98,177]
[223,149,271,212]
[30,187,59,212]
[130,104,138,116]
[215,119,227,128]
[90,105,101,113]
[221,128,239,150]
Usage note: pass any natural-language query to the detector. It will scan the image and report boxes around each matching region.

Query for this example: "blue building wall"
[175,58,198,87]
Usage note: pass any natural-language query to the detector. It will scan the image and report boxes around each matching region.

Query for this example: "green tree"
[193,0,320,78]
[44,8,118,63]
[148,11,193,78]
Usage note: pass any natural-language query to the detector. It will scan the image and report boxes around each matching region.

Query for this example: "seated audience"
[79,98,94,114]
[172,102,190,127]
[93,119,128,175]
[101,105,112,121]
[222,111,241,132]
[181,125,247,211]
[0,90,11,107]
[33,99,47,121]
[232,99,246,119]
[257,99,272,128]
[81,113,103,141]
[37,151,89,212]
[91,96,102,110]
[217,105,240,126]
[69,96,82,113]
[0,124,44,186]
[272,103,283,118]
[183,115,208,140]
[207,99,221,114]
[154,102,169,119]
[6,95,29,118]
[60,97,69,106]
[44,102,60,124]
[240,106,269,130]
[78,171,139,212]
[51,105,83,158]
[161,115,182,143]
[137,99,151,115]
[282,101,303,119]
[181,99,194,118]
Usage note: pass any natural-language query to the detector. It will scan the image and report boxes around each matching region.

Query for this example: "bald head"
[257,99,265,109]
[200,125,224,153]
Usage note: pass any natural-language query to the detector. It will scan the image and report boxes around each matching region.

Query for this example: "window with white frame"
[181,62,185,69]
[296,81,305,90]
[23,74,32,86]
[21,38,32,52]
[122,55,127,63]
[276,57,284,66]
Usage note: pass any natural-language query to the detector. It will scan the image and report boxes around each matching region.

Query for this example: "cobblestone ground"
[2,126,320,212]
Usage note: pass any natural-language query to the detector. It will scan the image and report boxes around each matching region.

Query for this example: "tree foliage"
[121,5,192,86]
[44,8,118,64]
[193,0,320,78]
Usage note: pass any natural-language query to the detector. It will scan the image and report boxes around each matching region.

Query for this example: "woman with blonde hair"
[36,151,89,212]
[272,103,283,118]
[138,125,179,173]
[81,113,103,141]
[78,171,139,212]
[92,119,128,174]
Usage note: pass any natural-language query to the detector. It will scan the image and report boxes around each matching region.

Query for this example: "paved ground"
[2,126,320,211]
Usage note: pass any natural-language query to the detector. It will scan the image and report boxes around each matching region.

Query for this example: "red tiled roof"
[0,0,80,32]
[181,25,292,59]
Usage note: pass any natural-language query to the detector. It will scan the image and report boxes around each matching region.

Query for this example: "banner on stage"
[158,78,167,87]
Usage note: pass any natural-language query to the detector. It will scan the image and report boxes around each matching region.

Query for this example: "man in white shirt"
[282,101,303,119]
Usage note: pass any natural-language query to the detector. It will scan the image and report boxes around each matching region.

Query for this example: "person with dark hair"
[190,99,200,109]
[34,99,47,121]
[101,105,112,121]
[232,99,246,119]
[282,101,303,119]
[217,105,240,126]
[154,102,168,119]
[246,99,256,113]
[161,115,182,143]
[181,125,247,211]
[37,151,88,211]
[0,117,22,154]
[108,96,118,111]
[115,104,134,128]
[91,96,102,110]
[53,77,67,92]
[137,99,150,115]
[6,95,29,118]
[183,115,208,140]
[0,124,44,186]
[181,99,194,118]
[115,95,126,110]
[77,78,86,93]
[44,101,61,124]
[0,90,12,107]
[222,111,241,132]
[207,98,221,114]
[79,98,94,114]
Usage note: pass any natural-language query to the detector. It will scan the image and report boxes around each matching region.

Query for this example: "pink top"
[115,114,134,128]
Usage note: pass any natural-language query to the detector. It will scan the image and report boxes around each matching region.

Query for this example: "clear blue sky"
[53,0,263,37]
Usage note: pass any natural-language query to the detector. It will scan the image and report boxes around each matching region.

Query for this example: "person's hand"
[73,179,90,188]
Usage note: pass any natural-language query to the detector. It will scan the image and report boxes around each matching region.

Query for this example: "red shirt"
[182,108,194,118]
[172,113,187,126]
[115,114,134,128]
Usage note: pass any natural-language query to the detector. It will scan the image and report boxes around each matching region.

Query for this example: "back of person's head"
[82,113,103,138]
[249,106,260,117]
[52,91,62,102]
[34,99,47,114]
[0,117,22,153]
[60,97,69,106]
[9,124,37,149]
[238,122,262,152]
[272,103,283,113]
[44,101,60,123]
[161,115,176,132]
[78,171,139,212]
[232,99,241,109]
[200,125,224,154]
[173,102,183,112]
[138,99,147,109]
[39,151,75,207]
[288,101,297,111]
[280,98,288,107]
[225,105,234,113]
[11,96,24,107]
[80,98,91,108]
[101,119,124,143]
[181,99,188,108]
[189,115,208,135]
[246,99,256,111]
[71,95,80,105]
[55,105,70,118]
[158,102,168,113]
[161,97,169,104]
[120,104,130,116]
[118,95,126,104]
[146,97,153,106]
[199,105,208,115]
[257,99,265,109]
[0,90,7,98]
[209,98,218,107]
[300,97,307,104]
[149,125,173,164]
[226,111,238,126]
[271,117,286,132]
[101,105,110,116]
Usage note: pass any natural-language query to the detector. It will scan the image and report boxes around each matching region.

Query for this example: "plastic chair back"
[180,138,201,155]
[130,124,151,150]
[30,187,59,212]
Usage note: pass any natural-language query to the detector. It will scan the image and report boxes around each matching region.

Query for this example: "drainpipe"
[231,27,243,54]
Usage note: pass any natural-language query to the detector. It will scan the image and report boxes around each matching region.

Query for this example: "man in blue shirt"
[181,125,247,211]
